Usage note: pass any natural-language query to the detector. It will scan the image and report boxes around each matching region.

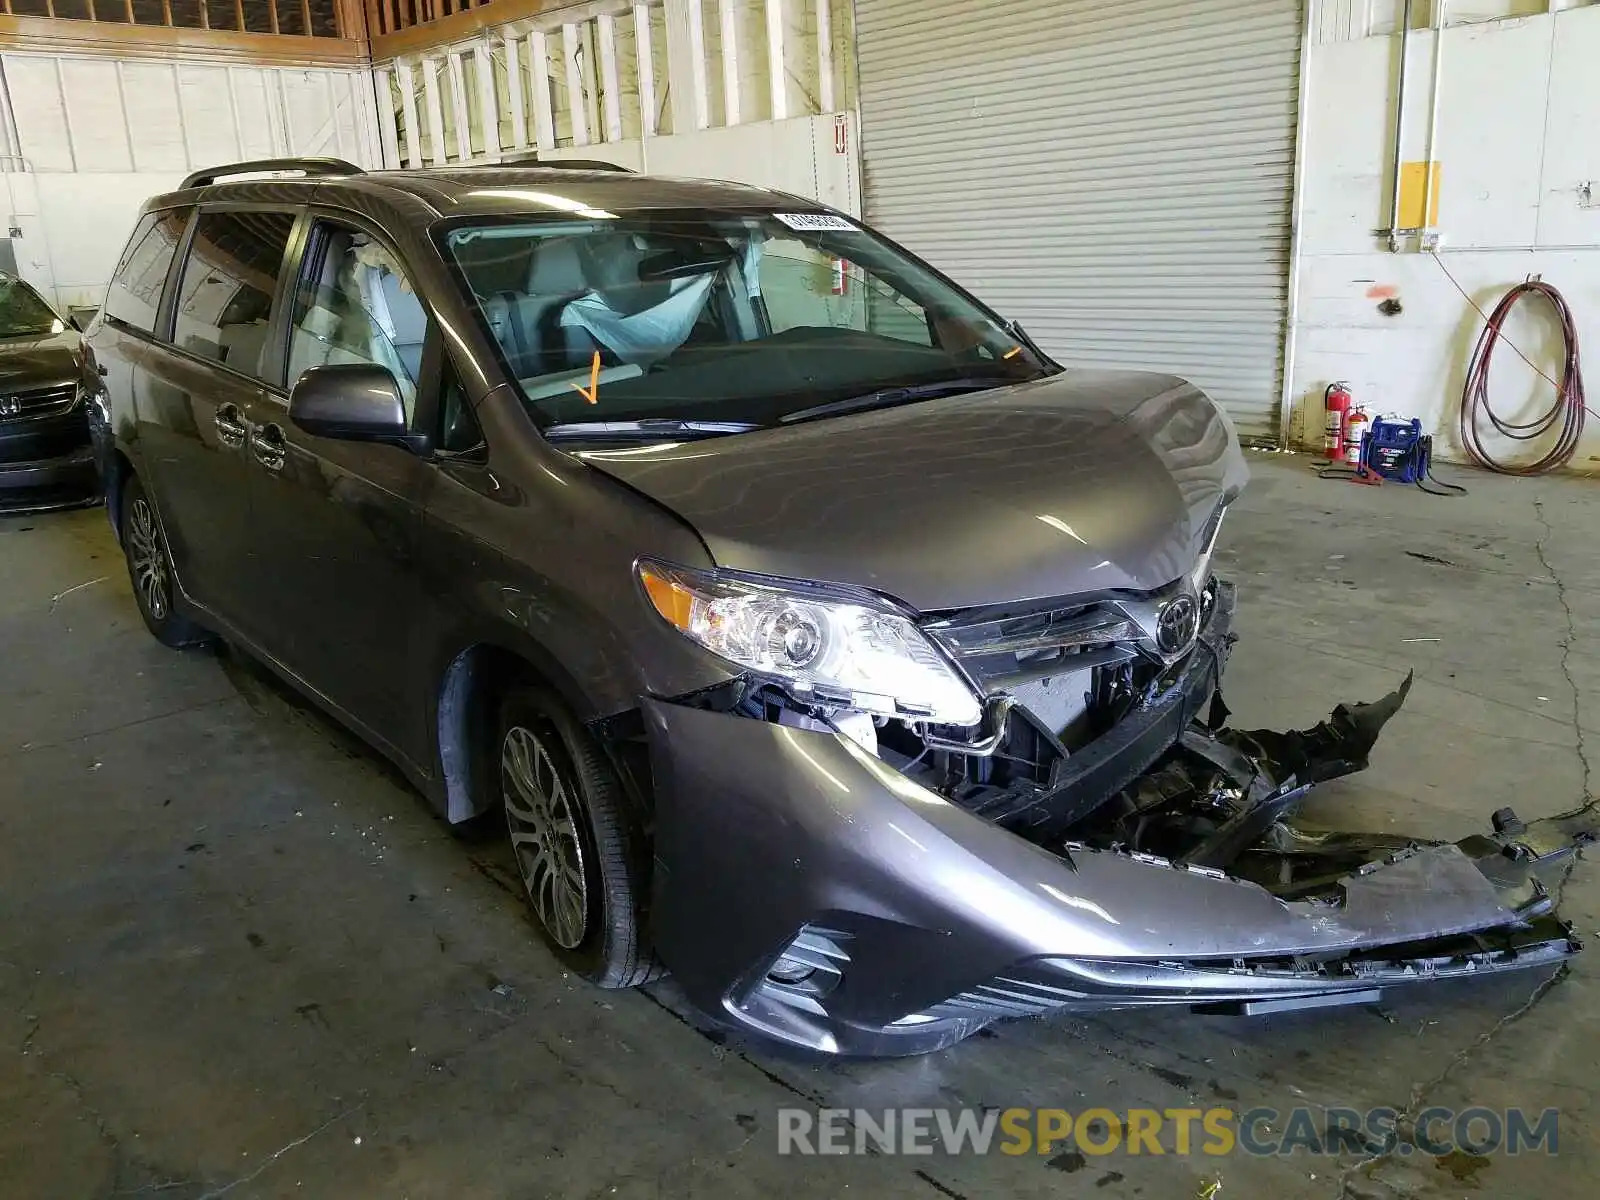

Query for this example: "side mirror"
[289,364,429,454]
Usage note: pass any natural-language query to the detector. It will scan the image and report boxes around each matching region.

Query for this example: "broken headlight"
[637,560,982,727]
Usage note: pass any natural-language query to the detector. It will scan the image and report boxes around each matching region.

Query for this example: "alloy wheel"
[502,725,590,949]
[127,496,170,621]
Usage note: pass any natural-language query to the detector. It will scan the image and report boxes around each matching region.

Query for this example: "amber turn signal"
[638,563,696,631]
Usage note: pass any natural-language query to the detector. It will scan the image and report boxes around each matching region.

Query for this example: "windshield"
[0,278,64,339]
[443,210,1052,431]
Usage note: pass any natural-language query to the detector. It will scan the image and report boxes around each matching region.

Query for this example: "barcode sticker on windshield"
[773,212,858,232]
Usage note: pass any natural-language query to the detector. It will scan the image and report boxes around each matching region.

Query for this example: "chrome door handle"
[215,403,247,448]
[252,422,286,472]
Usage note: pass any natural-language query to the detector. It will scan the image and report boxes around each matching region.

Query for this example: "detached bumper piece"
[643,668,1597,1057]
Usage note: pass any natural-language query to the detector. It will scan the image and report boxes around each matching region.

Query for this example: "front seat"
[476,237,591,378]
[526,238,603,370]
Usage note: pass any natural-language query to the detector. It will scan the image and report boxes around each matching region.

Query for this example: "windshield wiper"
[543,418,762,442]
[778,378,1006,425]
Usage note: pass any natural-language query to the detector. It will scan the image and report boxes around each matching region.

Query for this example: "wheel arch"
[435,637,616,825]
[105,448,135,539]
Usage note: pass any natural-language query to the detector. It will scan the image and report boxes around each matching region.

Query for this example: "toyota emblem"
[0,395,18,417]
[1156,593,1200,654]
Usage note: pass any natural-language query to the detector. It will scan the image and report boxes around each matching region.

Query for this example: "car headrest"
[526,238,588,294]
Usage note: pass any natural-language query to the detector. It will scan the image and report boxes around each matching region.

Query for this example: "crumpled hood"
[0,328,82,393]
[578,369,1249,611]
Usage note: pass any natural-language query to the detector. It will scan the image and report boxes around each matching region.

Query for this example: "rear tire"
[498,686,661,987]
[120,475,210,649]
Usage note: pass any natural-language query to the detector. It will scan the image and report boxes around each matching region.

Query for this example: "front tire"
[120,475,209,649]
[498,686,660,987]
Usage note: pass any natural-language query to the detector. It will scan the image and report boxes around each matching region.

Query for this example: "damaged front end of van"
[595,377,1596,1057]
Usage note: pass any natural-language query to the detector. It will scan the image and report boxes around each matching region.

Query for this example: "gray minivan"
[87,158,1591,1056]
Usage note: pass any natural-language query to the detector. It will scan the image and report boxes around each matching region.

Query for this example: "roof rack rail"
[180,157,365,191]
[492,154,636,173]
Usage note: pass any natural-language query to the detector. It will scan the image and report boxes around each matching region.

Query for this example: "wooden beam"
[396,55,423,166]
[814,0,833,112]
[445,49,471,159]
[369,0,556,62]
[0,13,365,64]
[528,28,555,149]
[374,64,401,167]
[764,0,784,120]
[505,30,527,148]
[685,0,708,129]
[596,11,620,141]
[717,0,738,126]
[562,21,588,145]
[633,2,654,137]
[473,38,499,157]
[421,54,448,165]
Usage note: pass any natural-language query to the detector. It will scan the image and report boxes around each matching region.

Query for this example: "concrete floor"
[2,452,1597,1199]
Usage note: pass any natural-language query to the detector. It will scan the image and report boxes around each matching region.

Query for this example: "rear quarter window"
[102,208,191,336]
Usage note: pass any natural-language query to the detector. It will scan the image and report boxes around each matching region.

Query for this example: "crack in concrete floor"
[1334,964,1571,1198]
[1533,497,1594,804]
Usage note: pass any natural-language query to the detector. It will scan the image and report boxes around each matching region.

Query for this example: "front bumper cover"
[643,672,1595,1055]
[0,411,99,512]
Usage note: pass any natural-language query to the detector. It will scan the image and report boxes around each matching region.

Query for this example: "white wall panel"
[35,172,185,307]
[59,59,130,172]
[229,69,280,160]
[178,66,242,169]
[121,62,189,173]
[1533,9,1600,247]
[1432,17,1551,249]
[5,57,74,172]
[282,70,338,156]
[641,111,858,212]
[1289,7,1600,467]
[0,52,379,306]
[532,112,856,207]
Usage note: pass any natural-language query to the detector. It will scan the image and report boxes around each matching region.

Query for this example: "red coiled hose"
[1458,279,1586,475]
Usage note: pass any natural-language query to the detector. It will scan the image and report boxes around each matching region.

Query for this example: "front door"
[137,207,298,627]
[240,215,435,763]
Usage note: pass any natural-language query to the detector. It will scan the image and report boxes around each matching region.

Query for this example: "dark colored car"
[87,158,1593,1057]
[0,273,97,511]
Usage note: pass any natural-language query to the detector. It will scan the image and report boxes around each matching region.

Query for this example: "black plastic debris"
[1087,673,1416,871]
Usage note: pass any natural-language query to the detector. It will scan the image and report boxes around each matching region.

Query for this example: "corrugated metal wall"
[854,0,1302,441]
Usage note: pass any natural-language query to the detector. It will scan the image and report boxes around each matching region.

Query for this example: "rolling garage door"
[855,0,1301,442]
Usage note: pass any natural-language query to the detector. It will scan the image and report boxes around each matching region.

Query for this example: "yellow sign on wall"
[1399,160,1442,228]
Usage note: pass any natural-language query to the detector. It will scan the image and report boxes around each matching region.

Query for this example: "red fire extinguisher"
[1344,406,1370,466]
[1324,382,1352,462]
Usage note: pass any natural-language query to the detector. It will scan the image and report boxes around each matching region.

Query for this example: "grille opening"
[0,384,79,422]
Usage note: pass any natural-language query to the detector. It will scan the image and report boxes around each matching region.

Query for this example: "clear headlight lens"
[638,561,982,728]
